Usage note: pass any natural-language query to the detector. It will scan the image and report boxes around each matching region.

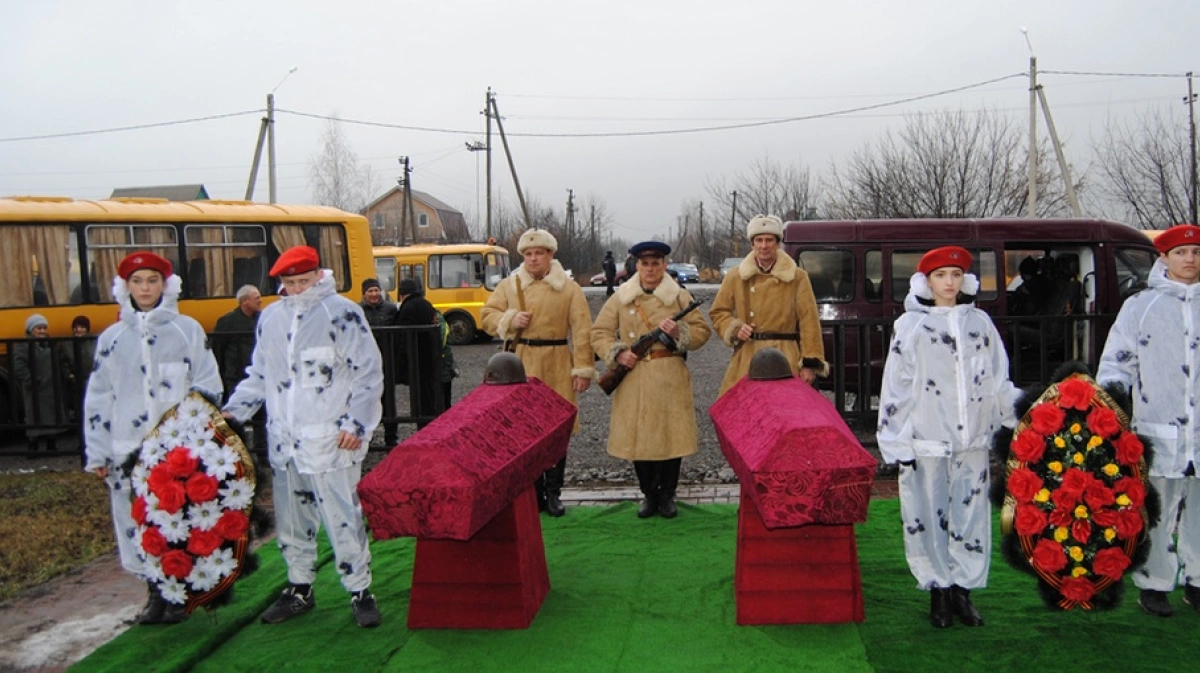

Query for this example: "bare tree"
[308,115,371,212]
[1092,108,1196,228]
[825,108,1081,219]
[704,155,820,259]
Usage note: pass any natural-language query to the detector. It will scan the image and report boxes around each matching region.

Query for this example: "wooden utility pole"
[398,156,416,244]
[1186,71,1198,225]
[488,94,532,228]
[1026,55,1038,218]
[730,190,739,256]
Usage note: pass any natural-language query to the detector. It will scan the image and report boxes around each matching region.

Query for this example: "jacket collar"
[615,272,682,305]
[280,269,337,309]
[115,273,183,326]
[514,259,569,291]
[1147,257,1200,299]
[737,249,796,282]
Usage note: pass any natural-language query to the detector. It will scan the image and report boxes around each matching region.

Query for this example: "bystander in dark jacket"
[213,284,264,447]
[392,279,443,428]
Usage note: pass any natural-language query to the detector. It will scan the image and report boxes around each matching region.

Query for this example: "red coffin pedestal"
[710,376,875,625]
[357,377,576,629]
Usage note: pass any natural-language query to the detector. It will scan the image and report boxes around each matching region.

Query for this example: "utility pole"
[730,190,739,256]
[1036,86,1082,216]
[466,88,494,240]
[246,67,297,203]
[698,201,705,266]
[488,94,532,228]
[1187,71,1198,224]
[398,156,416,245]
[1026,55,1038,218]
[245,112,268,201]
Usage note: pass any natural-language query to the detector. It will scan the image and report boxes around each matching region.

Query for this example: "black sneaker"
[261,585,315,624]
[1139,589,1174,617]
[352,590,382,628]
[1183,585,1200,613]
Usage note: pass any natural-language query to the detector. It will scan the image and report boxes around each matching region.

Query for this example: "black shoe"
[1139,589,1174,617]
[658,496,678,519]
[352,590,382,628]
[159,599,190,625]
[637,497,658,518]
[138,583,166,625]
[545,494,565,517]
[1184,585,1200,613]
[950,585,984,626]
[261,584,315,624]
[930,588,953,628]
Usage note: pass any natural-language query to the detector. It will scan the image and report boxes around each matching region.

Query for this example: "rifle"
[598,298,704,396]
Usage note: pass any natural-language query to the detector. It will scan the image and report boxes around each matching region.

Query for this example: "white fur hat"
[517,228,558,253]
[746,214,783,241]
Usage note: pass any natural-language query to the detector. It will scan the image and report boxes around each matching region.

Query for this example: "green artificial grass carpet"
[74,500,1195,672]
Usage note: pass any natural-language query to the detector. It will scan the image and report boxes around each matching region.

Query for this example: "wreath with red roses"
[993,365,1158,610]
[130,392,262,613]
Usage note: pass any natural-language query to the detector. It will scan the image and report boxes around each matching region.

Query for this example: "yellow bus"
[0,195,375,423]
[372,243,511,345]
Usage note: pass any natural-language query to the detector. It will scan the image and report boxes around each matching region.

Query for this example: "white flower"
[157,416,189,447]
[202,445,240,480]
[218,478,254,511]
[187,502,223,531]
[131,464,151,497]
[176,395,209,423]
[186,563,220,592]
[183,424,216,449]
[150,510,191,543]
[204,546,239,579]
[143,491,160,512]
[143,556,166,584]
[139,441,166,467]
[160,577,189,605]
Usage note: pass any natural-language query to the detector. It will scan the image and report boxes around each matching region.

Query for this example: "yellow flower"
[1104,528,1117,542]
[1054,436,1067,449]
[1116,494,1132,507]
[1073,452,1085,465]
[1102,463,1120,477]
[1088,436,1105,450]
[1048,461,1064,474]
[1072,566,1089,578]
[1034,488,1051,503]
[1074,505,1089,519]
[1070,423,1082,434]
[1070,546,1085,562]
[1054,527,1070,543]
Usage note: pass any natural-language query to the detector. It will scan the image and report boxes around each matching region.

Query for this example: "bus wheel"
[446,314,475,346]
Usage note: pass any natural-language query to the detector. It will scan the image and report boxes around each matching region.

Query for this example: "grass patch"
[0,471,114,601]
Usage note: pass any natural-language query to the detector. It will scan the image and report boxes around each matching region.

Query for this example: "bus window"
[0,224,81,308]
[86,224,178,303]
[485,253,509,290]
[271,224,349,292]
[184,225,268,298]
[430,254,482,289]
[797,250,854,303]
[1114,247,1156,300]
[865,250,882,302]
[375,257,396,294]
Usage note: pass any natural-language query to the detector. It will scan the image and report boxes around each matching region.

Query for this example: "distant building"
[363,188,470,245]
[110,184,210,201]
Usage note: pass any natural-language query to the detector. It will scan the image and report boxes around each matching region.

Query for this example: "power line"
[1042,69,1188,78]
[0,110,261,143]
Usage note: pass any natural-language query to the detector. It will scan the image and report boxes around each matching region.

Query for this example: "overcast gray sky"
[2,0,1196,240]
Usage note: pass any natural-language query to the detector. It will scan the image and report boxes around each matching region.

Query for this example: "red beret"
[918,246,972,276]
[117,251,173,280]
[1154,224,1200,254]
[270,246,320,277]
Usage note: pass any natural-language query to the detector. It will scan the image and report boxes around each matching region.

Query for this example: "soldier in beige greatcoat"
[481,229,595,516]
[709,214,828,396]
[591,241,710,519]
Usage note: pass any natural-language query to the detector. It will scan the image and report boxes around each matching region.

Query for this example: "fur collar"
[737,249,797,282]
[514,259,569,291]
[115,273,183,326]
[278,269,336,309]
[615,272,683,306]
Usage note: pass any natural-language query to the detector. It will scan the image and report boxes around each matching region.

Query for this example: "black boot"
[929,588,953,628]
[544,458,566,517]
[159,599,190,625]
[138,582,166,625]
[657,458,682,519]
[633,461,658,518]
[950,585,984,626]
[534,472,548,512]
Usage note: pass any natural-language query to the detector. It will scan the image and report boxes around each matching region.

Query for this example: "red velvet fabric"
[358,377,577,541]
[735,485,864,625]
[710,377,876,528]
[408,487,550,629]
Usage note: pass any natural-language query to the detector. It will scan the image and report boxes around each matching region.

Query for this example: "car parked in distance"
[721,257,742,278]
[667,263,700,284]
[590,269,630,286]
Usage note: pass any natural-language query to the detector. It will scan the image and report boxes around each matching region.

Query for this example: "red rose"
[1057,378,1095,411]
[132,496,148,526]
[1071,518,1093,543]
[1015,504,1050,535]
[1115,509,1144,540]
[1052,487,1081,511]
[1086,407,1121,438]
[1031,537,1068,573]
[214,509,250,541]
[141,525,168,557]
[1114,477,1146,508]
[1030,403,1067,435]
[1084,483,1116,510]
[1060,468,1093,499]
[186,528,225,557]
[1113,432,1144,466]
[1060,576,1096,603]
[1008,467,1044,502]
[163,447,200,479]
[1049,506,1074,527]
[185,473,220,503]
[161,549,194,580]
[147,464,176,493]
[154,480,187,515]
[1091,508,1119,527]
[1093,547,1132,580]
[1011,431,1047,463]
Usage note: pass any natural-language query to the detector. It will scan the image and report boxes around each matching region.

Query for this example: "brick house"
[363,188,471,245]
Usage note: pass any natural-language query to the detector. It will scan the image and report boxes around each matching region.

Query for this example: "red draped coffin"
[358,377,577,628]
[710,376,876,625]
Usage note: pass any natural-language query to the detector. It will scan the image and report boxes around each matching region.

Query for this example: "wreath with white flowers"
[130,392,257,611]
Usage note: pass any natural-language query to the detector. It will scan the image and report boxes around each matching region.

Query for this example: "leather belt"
[750,332,799,341]
[642,350,681,362]
[516,338,568,347]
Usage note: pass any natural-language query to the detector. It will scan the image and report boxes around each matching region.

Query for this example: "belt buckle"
[641,352,653,362]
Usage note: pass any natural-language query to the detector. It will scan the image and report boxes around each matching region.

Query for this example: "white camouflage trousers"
[1135,476,1200,592]
[105,472,146,579]
[898,450,991,591]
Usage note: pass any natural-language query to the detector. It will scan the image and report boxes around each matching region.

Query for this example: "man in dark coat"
[213,285,264,448]
[603,250,617,296]
[360,278,398,327]
[392,278,442,429]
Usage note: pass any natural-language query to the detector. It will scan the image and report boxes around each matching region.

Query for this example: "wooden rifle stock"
[598,298,704,395]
